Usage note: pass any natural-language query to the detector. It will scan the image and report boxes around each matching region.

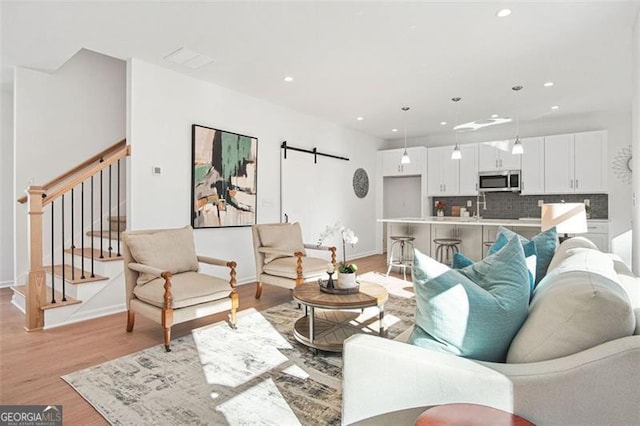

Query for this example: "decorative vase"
[337,272,357,289]
[437,210,444,217]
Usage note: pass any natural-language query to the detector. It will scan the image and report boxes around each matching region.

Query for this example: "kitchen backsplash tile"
[431,193,608,219]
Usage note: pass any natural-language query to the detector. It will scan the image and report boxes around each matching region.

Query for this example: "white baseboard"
[43,303,127,330]
[11,298,26,314]
[0,280,14,288]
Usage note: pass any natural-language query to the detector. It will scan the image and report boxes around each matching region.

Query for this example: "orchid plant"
[317,222,359,274]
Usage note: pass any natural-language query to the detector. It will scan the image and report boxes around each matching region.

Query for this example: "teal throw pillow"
[409,236,531,362]
[496,226,557,287]
[452,252,473,269]
[488,233,537,293]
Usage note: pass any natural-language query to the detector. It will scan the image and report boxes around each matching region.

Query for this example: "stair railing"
[19,139,130,331]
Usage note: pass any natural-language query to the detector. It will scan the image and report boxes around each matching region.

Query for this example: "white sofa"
[342,240,640,425]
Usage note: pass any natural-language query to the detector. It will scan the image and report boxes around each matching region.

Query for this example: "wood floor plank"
[0,254,395,424]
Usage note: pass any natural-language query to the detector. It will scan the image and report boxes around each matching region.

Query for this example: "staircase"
[12,216,127,328]
[14,140,130,330]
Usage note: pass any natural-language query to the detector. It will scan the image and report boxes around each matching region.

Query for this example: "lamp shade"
[541,203,588,234]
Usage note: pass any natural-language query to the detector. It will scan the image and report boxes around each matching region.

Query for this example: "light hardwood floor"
[0,253,395,425]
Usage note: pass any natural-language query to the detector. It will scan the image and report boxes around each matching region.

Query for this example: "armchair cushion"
[133,271,232,309]
[263,256,328,279]
[126,226,199,284]
[507,247,636,363]
[409,236,530,362]
[257,222,306,264]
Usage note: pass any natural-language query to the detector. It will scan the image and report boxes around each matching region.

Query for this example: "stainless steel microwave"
[478,170,521,192]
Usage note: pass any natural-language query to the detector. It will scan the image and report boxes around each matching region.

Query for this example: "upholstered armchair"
[122,226,238,352]
[251,222,336,299]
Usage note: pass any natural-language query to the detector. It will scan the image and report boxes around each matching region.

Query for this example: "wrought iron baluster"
[117,159,121,256]
[100,169,103,259]
[70,188,75,281]
[50,200,56,304]
[108,164,112,258]
[91,175,95,277]
[81,182,85,279]
[61,194,66,302]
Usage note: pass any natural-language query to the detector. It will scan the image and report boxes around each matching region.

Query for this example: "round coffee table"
[292,281,388,353]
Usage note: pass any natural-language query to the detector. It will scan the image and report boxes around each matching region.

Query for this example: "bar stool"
[483,240,494,257]
[386,236,415,280]
[434,238,462,265]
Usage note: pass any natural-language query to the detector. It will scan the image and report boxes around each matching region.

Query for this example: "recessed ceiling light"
[283,76,294,82]
[551,105,559,110]
[544,81,554,87]
[356,117,364,121]
[391,128,398,132]
[440,121,447,126]
[496,8,512,18]
[164,47,214,69]
[491,114,499,118]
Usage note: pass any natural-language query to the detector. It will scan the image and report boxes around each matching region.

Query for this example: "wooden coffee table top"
[293,281,388,309]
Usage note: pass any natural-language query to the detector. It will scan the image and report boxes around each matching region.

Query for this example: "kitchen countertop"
[378,217,609,227]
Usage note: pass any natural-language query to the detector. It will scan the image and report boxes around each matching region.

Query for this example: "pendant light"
[451,97,462,160]
[511,85,524,155]
[401,106,411,164]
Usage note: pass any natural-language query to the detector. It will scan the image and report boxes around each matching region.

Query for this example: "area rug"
[62,274,415,425]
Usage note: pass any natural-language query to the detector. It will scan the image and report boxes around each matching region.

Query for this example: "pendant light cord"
[512,86,523,139]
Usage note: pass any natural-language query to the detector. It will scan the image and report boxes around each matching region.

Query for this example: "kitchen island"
[380,217,542,263]
[379,217,609,263]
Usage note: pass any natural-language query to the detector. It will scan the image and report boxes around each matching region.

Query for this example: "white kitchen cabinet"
[427,146,459,196]
[544,131,607,194]
[380,147,425,176]
[520,137,545,195]
[582,220,609,252]
[459,144,479,195]
[544,133,574,193]
[574,131,607,193]
[478,140,522,172]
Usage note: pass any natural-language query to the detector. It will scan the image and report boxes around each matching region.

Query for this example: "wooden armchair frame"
[123,229,239,352]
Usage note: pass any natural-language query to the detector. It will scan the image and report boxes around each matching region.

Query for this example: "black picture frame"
[191,124,258,228]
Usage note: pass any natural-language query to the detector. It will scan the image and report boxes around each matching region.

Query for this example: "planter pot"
[337,272,357,289]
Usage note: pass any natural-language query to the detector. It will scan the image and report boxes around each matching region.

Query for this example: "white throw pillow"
[507,248,636,363]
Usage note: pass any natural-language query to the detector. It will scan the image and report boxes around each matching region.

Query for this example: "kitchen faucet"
[475,191,487,219]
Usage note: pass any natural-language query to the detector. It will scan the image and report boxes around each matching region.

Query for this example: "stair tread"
[12,285,82,310]
[45,264,109,284]
[86,230,125,240]
[65,248,123,262]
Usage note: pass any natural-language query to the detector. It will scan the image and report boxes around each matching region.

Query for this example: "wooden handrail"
[17,139,126,204]
[40,144,130,206]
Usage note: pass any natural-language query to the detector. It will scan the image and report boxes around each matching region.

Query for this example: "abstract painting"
[191,124,257,228]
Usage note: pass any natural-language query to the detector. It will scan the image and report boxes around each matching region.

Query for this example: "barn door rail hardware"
[280,141,349,163]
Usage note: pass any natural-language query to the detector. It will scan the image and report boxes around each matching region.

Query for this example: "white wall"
[633,9,640,275]
[1,89,14,286]
[128,59,383,284]
[385,109,633,256]
[13,49,126,283]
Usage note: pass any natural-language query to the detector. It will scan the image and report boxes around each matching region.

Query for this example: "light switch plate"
[467,200,472,207]
[538,199,544,207]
